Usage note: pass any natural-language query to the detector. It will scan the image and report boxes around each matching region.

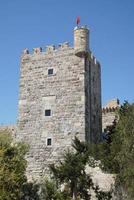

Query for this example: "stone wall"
[17,46,86,180]
[102,99,120,131]
[86,165,115,200]
[102,111,117,131]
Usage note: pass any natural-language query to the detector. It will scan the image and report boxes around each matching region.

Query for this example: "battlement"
[22,26,98,66]
[22,42,70,56]
[22,45,99,66]
[102,107,118,114]
[102,99,120,114]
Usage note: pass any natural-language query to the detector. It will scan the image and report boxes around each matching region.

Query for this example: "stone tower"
[17,25,102,180]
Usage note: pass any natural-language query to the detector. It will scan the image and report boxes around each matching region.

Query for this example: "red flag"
[76,16,80,25]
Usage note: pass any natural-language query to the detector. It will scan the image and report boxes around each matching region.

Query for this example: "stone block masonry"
[102,99,120,131]
[17,26,102,181]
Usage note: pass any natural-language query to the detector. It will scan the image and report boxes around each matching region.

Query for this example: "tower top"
[74,25,89,31]
[74,25,89,57]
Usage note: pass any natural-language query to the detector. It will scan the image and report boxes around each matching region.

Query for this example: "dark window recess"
[48,68,53,75]
[47,138,52,146]
[45,109,51,116]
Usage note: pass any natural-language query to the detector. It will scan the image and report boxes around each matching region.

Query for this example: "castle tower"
[17,25,102,180]
[74,26,89,56]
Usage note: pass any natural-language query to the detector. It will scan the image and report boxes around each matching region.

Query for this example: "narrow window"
[47,138,52,146]
[48,68,53,75]
[45,109,51,116]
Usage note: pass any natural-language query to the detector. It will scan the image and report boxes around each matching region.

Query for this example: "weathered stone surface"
[102,99,120,131]
[86,165,115,200]
[103,99,120,109]
[102,111,117,131]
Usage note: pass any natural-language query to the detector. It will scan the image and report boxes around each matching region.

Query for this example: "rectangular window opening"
[45,109,51,116]
[48,68,53,75]
[47,138,52,146]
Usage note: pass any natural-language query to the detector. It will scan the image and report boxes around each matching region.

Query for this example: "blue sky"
[0,0,134,124]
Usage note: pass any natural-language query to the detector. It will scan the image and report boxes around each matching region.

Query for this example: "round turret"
[74,26,89,57]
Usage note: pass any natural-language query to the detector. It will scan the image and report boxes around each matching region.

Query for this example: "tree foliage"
[40,178,71,200]
[20,182,40,200]
[49,137,112,200]
[0,130,28,200]
[112,102,134,199]
[89,102,134,199]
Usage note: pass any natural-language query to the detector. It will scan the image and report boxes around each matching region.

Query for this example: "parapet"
[23,48,29,54]
[22,42,70,56]
[58,42,69,49]
[102,99,120,114]
[46,45,55,52]
[33,47,42,54]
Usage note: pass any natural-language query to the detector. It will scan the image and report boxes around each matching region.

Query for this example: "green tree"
[89,102,134,199]
[49,137,112,200]
[40,178,71,200]
[20,182,40,200]
[111,102,134,199]
[0,130,28,200]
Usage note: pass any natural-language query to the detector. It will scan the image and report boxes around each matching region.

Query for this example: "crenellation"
[22,42,70,57]
[33,47,42,54]
[23,48,29,54]
[103,99,120,109]
[46,45,55,52]
[102,107,118,114]
[58,41,69,49]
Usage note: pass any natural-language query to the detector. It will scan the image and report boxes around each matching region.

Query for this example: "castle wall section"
[17,46,86,180]
[89,55,102,143]
[84,55,101,143]
[102,110,117,131]
[102,99,120,131]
